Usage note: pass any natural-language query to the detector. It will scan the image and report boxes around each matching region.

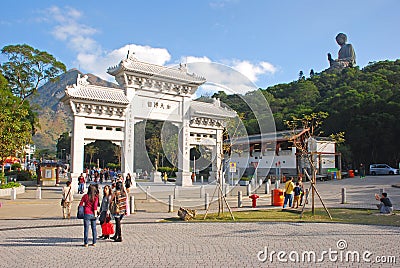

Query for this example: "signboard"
[45,169,52,179]
[229,162,237,173]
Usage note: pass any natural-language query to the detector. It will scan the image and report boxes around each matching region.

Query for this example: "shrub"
[5,170,33,181]
[0,173,5,184]
[0,182,21,189]
[158,166,178,177]
[107,163,120,170]
[11,163,22,171]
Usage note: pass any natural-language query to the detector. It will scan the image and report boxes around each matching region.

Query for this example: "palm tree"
[86,145,98,167]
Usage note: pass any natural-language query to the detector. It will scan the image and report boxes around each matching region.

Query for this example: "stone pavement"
[0,219,399,267]
[0,175,399,267]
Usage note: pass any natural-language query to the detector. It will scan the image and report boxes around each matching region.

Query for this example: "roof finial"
[127,50,136,62]
[179,62,187,72]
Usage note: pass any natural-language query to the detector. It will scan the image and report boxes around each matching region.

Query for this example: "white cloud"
[43,6,171,80]
[181,57,277,97]
[43,6,276,86]
[185,61,258,96]
[44,6,100,55]
[184,56,276,84]
[231,60,277,83]
[76,44,171,80]
[183,56,212,63]
[125,44,171,65]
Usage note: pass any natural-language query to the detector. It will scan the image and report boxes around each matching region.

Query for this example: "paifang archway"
[62,55,236,187]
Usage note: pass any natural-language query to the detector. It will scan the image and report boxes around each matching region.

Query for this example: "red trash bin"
[272,189,284,206]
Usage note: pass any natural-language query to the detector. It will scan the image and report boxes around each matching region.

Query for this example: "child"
[292,182,302,209]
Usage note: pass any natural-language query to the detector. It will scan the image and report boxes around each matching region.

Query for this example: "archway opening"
[134,120,179,178]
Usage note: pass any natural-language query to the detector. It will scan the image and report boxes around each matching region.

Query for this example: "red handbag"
[101,221,114,235]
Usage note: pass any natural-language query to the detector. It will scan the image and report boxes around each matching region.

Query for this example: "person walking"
[98,185,112,239]
[61,181,73,219]
[79,184,99,247]
[110,181,127,242]
[78,173,85,194]
[283,177,295,209]
[125,173,132,193]
[359,163,366,179]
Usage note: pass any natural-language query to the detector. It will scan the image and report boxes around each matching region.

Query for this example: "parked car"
[369,164,399,175]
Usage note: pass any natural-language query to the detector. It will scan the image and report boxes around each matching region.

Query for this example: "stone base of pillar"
[41,180,56,186]
[131,179,137,188]
[150,171,162,183]
[69,173,79,194]
[176,171,192,187]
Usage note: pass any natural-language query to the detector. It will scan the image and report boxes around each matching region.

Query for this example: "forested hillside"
[212,60,400,168]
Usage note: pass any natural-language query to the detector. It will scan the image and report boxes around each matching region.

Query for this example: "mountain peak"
[30,70,120,150]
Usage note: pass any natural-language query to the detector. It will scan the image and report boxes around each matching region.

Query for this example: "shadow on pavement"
[3,236,82,247]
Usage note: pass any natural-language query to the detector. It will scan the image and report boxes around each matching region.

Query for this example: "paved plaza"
[0,175,400,267]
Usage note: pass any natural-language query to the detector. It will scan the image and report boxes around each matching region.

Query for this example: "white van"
[369,164,398,175]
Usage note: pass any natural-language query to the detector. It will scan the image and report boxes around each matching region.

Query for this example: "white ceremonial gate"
[62,55,236,187]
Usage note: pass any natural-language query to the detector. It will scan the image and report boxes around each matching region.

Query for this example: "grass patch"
[164,208,400,226]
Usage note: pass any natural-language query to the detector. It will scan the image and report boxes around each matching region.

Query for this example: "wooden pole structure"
[203,161,235,221]
[300,169,332,219]
[312,168,315,215]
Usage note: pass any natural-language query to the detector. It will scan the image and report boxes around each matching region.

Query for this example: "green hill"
[212,60,400,168]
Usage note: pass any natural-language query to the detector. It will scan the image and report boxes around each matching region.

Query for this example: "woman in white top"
[62,181,74,219]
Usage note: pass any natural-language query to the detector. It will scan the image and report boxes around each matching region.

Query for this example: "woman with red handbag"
[98,185,112,239]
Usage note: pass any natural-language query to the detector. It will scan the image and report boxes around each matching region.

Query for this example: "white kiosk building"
[62,55,236,187]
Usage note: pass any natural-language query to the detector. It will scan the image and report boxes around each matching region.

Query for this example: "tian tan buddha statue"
[327,33,356,70]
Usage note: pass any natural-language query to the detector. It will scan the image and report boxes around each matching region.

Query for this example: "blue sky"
[1,0,400,93]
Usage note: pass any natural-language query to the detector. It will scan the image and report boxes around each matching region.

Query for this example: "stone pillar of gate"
[176,98,192,186]
[70,115,85,191]
[121,80,136,183]
[122,102,135,179]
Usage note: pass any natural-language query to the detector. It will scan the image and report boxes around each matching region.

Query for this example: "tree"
[1,44,66,101]
[298,70,305,80]
[80,140,120,168]
[284,112,336,218]
[0,44,66,171]
[146,135,162,168]
[113,146,121,168]
[56,132,71,159]
[163,133,178,167]
[0,74,33,172]
[34,148,55,161]
[85,145,98,167]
